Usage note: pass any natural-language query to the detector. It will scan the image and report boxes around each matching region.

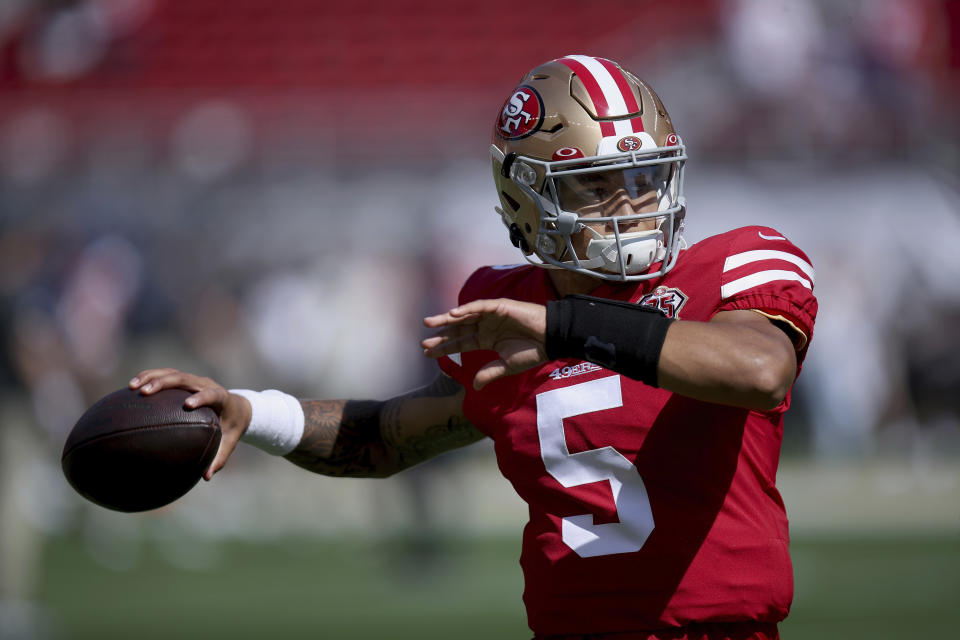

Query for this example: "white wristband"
[230,389,305,455]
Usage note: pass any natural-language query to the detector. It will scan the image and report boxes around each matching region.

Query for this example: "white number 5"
[536,376,654,558]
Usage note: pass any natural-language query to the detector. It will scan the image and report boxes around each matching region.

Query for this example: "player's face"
[556,164,665,221]
[556,166,663,257]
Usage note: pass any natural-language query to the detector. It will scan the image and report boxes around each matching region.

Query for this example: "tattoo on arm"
[380,374,483,472]
[284,399,386,478]
[284,374,483,478]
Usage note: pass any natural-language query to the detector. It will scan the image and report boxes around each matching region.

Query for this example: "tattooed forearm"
[380,375,484,471]
[284,399,390,478]
[283,374,484,478]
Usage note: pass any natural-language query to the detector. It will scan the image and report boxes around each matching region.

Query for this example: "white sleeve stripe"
[723,250,815,284]
[721,270,812,299]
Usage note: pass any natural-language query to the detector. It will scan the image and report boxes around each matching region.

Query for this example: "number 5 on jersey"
[536,376,655,558]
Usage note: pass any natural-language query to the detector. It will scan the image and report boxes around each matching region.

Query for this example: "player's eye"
[588,185,611,199]
[555,163,672,212]
[557,174,621,208]
[623,165,670,198]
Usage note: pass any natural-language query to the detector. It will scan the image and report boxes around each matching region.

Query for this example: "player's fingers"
[420,327,456,347]
[203,395,252,482]
[420,325,475,350]
[204,410,246,479]
[137,373,190,394]
[205,444,230,480]
[204,436,239,481]
[473,359,509,390]
[423,310,482,328]
[422,330,483,357]
[434,300,513,327]
[448,299,508,318]
[184,387,229,412]
[128,368,178,389]
[131,369,190,393]
[139,371,215,395]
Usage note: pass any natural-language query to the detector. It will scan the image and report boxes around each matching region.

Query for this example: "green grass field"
[36,533,959,639]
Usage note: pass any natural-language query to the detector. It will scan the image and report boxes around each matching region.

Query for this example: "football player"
[131,55,817,640]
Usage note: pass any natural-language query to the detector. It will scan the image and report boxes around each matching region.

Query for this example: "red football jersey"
[438,226,817,636]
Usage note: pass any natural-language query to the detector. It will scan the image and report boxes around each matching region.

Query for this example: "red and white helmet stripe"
[558,55,645,139]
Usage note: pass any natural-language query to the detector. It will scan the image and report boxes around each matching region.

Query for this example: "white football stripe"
[565,55,630,117]
[613,119,634,136]
[723,250,815,284]
[721,270,812,299]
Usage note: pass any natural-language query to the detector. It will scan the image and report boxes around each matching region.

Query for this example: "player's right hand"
[422,298,548,390]
[128,368,252,480]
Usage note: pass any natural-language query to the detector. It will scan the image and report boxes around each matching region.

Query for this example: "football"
[61,387,221,512]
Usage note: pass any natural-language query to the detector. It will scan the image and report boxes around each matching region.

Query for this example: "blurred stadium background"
[1,0,958,638]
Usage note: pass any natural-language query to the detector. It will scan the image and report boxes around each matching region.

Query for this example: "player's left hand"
[422,298,547,390]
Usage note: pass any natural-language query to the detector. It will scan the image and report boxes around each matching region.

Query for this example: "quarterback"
[131,56,817,639]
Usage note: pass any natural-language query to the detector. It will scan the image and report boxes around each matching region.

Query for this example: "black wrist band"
[545,294,674,387]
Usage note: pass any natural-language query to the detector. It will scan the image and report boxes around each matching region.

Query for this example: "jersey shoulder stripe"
[713,227,816,301]
[685,226,818,355]
[721,269,812,299]
[721,249,815,300]
[723,250,815,284]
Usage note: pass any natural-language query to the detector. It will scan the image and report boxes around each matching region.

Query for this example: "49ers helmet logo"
[497,85,544,140]
[617,136,642,152]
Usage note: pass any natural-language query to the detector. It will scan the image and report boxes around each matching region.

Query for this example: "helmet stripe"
[562,55,628,116]
[596,58,640,114]
[559,56,616,137]
[560,55,644,138]
[594,58,645,135]
[559,56,612,114]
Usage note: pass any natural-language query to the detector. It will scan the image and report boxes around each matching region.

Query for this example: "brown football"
[62,388,221,512]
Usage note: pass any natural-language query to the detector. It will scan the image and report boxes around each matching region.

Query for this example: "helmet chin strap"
[580,225,665,275]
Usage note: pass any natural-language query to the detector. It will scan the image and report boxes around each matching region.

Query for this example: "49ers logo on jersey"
[496,85,544,140]
[639,286,688,319]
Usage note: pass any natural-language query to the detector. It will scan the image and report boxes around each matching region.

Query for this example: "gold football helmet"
[491,55,686,281]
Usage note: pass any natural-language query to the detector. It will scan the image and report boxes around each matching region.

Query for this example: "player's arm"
[422,298,798,411]
[285,372,484,478]
[129,369,484,479]
[656,309,796,409]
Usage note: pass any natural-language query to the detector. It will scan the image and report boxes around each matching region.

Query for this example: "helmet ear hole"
[524,223,532,233]
[501,191,521,212]
[501,153,518,179]
[508,224,531,253]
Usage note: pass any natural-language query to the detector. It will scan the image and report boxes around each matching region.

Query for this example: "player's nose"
[600,199,636,227]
